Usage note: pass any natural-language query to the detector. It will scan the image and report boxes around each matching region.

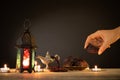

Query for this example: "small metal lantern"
[16,19,37,73]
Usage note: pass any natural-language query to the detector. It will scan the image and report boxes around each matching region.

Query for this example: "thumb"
[98,42,110,55]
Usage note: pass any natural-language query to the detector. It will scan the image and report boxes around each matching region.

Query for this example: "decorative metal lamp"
[16,19,37,73]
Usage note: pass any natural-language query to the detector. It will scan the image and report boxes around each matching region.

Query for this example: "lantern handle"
[24,18,31,30]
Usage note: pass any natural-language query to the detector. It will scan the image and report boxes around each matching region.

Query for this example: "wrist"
[113,26,120,39]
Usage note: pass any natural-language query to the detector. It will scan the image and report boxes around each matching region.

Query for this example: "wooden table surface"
[0,68,120,80]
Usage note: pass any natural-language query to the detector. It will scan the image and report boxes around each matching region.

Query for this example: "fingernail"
[98,51,102,55]
[84,46,86,49]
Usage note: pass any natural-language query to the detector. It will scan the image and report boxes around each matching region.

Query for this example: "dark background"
[0,0,120,68]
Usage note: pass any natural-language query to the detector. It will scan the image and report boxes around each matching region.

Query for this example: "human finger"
[84,31,100,49]
[98,42,110,55]
[84,36,92,49]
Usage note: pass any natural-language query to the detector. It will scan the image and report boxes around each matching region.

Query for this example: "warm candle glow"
[37,65,41,72]
[34,61,37,66]
[0,64,10,73]
[34,61,42,72]
[92,65,101,72]
[4,64,7,68]
[94,65,97,69]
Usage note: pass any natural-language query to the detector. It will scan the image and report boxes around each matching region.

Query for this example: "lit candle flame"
[94,65,97,69]
[92,65,101,71]
[34,61,38,66]
[0,64,10,73]
[34,61,42,72]
[4,64,7,68]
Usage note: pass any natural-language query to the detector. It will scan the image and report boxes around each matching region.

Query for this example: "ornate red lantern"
[16,19,37,73]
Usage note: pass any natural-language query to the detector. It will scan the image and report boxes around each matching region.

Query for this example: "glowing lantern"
[15,19,37,73]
